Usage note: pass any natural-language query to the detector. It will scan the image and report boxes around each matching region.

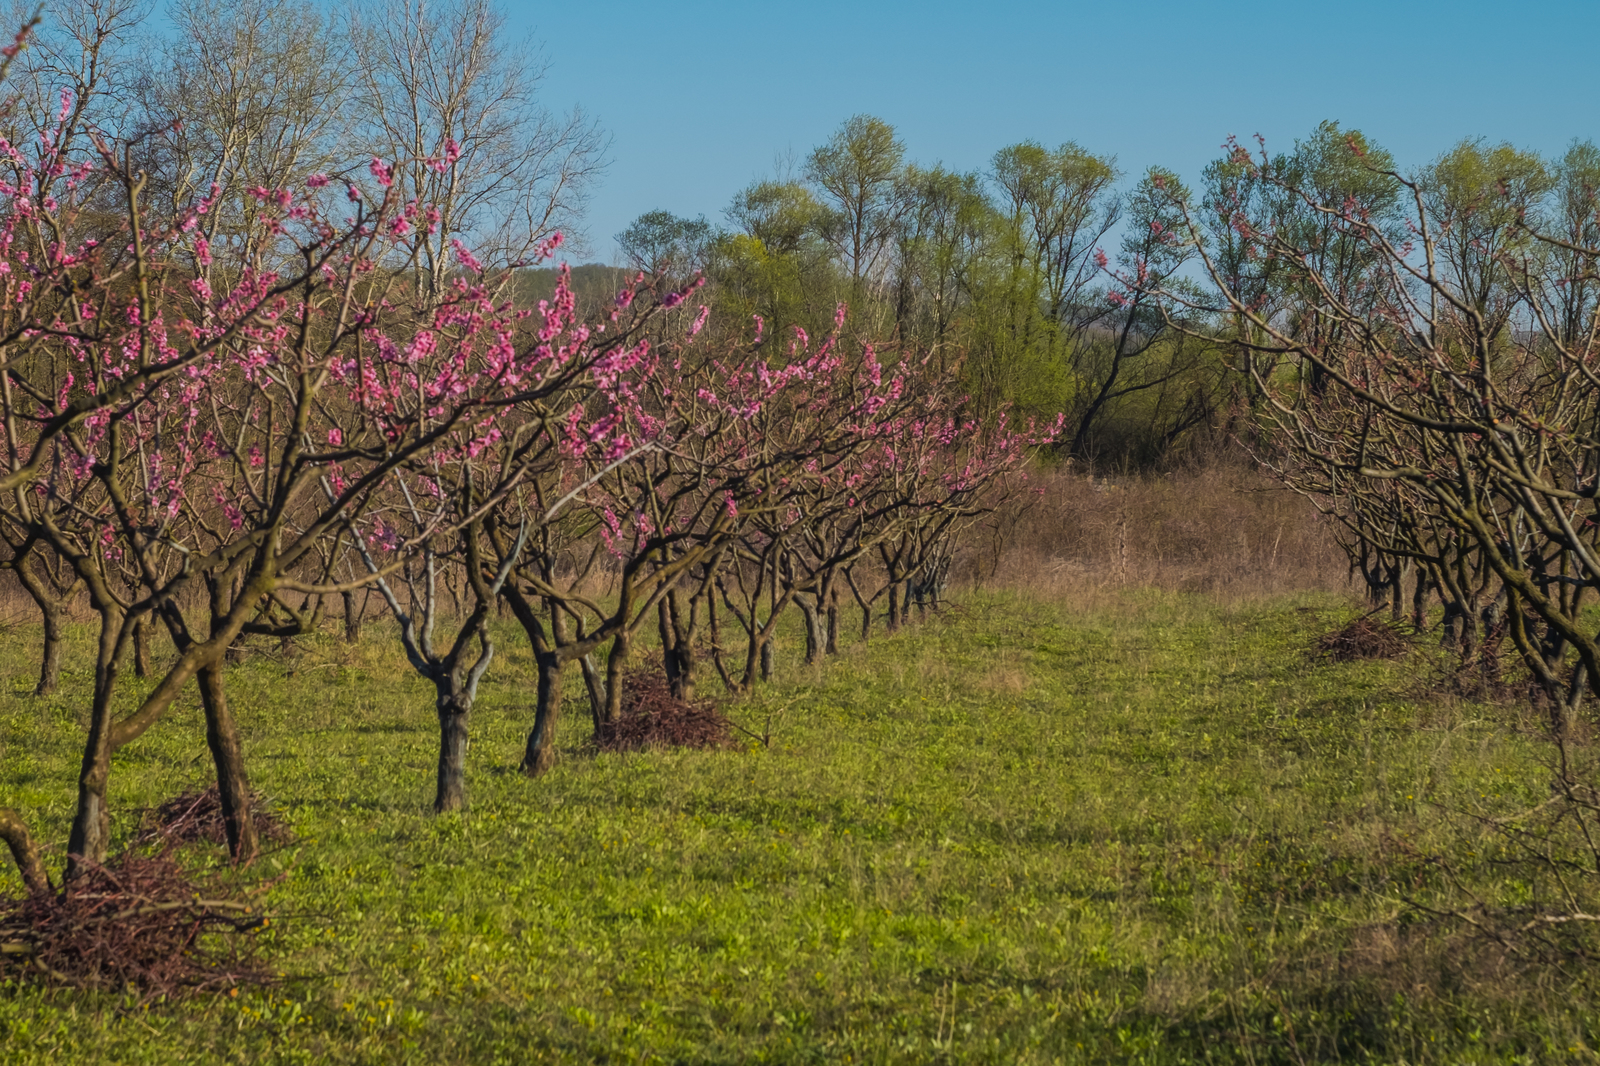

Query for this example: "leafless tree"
[349,0,607,298]
[134,0,356,269]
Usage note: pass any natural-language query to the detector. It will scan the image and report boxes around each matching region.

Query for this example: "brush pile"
[1313,615,1413,662]
[595,667,734,753]
[0,851,271,998]
[133,787,291,849]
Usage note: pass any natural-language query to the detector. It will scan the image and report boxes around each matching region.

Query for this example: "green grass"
[0,589,1593,1063]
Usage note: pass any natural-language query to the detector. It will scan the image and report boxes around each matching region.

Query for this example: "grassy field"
[0,588,1592,1064]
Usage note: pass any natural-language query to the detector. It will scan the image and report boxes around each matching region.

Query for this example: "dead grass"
[965,454,1347,605]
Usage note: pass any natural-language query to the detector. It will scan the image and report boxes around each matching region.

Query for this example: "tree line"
[622,116,1600,471]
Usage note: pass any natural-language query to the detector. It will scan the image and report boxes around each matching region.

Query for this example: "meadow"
[0,583,1591,1065]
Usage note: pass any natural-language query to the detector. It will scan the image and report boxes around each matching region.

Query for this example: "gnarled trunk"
[658,593,697,702]
[35,600,63,696]
[522,651,563,778]
[66,612,128,879]
[197,662,258,862]
[435,688,471,812]
[342,590,363,645]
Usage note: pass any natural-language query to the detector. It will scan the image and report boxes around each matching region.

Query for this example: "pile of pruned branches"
[133,788,292,850]
[0,852,273,999]
[1313,615,1414,663]
[595,666,735,753]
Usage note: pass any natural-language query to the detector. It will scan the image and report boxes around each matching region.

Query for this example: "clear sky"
[516,0,1600,262]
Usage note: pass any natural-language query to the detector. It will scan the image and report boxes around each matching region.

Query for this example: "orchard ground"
[0,587,1591,1064]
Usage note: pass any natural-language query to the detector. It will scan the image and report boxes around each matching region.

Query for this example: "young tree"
[1147,134,1600,733]
[806,114,905,301]
[352,259,671,808]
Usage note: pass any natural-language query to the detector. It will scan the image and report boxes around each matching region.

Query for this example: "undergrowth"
[0,590,1591,1063]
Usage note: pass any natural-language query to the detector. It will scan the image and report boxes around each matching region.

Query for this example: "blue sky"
[517,0,1599,261]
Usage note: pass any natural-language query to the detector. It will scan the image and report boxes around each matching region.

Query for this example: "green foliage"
[1,592,1594,1062]
[707,181,839,341]
[1424,139,1553,316]
[1544,140,1600,345]
[805,115,905,292]
[616,115,1247,455]
[615,210,713,284]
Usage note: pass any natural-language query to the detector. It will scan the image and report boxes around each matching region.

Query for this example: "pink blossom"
[689,305,710,337]
[451,239,483,274]
[535,232,564,260]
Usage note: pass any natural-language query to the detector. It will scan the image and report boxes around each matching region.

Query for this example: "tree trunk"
[825,595,840,656]
[663,641,694,701]
[1441,600,1464,649]
[34,601,63,696]
[760,635,775,681]
[434,689,470,812]
[580,653,606,730]
[658,595,696,702]
[0,808,49,896]
[1557,667,1589,738]
[522,652,563,777]
[197,662,259,862]
[799,598,822,665]
[1411,568,1432,631]
[342,590,363,645]
[66,616,126,879]
[886,580,904,633]
[601,631,630,726]
[133,616,151,678]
